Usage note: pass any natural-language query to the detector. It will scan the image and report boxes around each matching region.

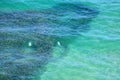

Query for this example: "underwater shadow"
[0,2,99,80]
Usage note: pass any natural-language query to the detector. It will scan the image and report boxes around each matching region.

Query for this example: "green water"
[0,0,120,80]
[41,1,120,80]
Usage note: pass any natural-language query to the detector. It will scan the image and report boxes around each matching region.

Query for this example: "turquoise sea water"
[0,0,120,80]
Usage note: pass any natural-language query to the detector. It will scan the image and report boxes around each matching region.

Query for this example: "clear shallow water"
[0,0,120,80]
